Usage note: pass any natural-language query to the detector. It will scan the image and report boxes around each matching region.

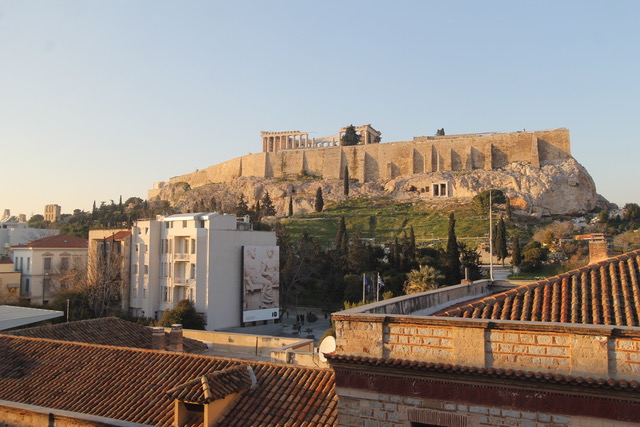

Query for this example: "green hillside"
[281,197,507,248]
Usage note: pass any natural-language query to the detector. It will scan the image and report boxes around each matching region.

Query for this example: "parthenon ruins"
[261,124,382,153]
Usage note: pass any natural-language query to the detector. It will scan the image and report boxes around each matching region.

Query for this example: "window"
[162,286,168,302]
[199,220,205,228]
[133,264,138,274]
[166,222,170,229]
[182,220,187,228]
[191,239,196,254]
[144,265,149,275]
[43,257,52,272]
[144,227,149,235]
[25,278,30,293]
[60,257,69,272]
[26,257,30,273]
[190,263,196,280]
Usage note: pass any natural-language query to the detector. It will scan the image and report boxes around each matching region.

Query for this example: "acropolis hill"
[149,126,606,217]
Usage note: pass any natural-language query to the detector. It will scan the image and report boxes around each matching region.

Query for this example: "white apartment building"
[129,213,277,330]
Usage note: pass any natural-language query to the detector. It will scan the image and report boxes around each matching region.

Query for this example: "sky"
[1,1,639,218]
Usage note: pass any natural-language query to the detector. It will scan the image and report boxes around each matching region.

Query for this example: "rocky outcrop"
[155,158,605,217]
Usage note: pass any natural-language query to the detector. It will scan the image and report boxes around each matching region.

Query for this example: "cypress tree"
[314,187,324,212]
[511,237,522,267]
[493,215,508,265]
[444,213,462,285]
[343,165,349,197]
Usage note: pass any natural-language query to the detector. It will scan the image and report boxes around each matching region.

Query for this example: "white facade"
[0,223,59,256]
[11,235,88,305]
[129,213,277,330]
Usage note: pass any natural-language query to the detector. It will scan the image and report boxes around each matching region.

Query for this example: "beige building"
[44,204,61,223]
[0,256,20,304]
[129,213,277,330]
[87,228,132,313]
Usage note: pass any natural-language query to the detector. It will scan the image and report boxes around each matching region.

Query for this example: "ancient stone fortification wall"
[156,129,570,192]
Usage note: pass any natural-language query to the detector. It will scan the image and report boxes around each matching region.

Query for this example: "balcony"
[173,277,194,286]
[173,253,189,261]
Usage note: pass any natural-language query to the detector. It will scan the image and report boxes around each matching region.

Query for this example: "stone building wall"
[335,387,637,427]
[152,128,571,196]
[332,313,640,381]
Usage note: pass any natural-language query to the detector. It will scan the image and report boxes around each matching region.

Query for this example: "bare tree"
[85,239,126,317]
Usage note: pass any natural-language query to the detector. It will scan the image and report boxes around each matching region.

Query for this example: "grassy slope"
[281,197,509,248]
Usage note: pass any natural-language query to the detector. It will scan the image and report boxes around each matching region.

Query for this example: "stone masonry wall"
[158,129,571,192]
[335,388,634,427]
[487,330,571,372]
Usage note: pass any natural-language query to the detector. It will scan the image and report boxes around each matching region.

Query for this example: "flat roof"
[0,305,64,331]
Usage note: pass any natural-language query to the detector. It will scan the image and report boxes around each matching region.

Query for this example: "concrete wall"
[153,129,571,195]
[182,329,310,357]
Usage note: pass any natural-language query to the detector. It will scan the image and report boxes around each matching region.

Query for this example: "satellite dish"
[318,336,336,363]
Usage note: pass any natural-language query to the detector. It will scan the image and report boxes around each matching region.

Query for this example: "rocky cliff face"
[156,158,606,217]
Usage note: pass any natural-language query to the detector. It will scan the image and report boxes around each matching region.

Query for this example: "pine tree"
[444,213,462,285]
[235,194,249,217]
[314,187,324,212]
[261,191,276,217]
[343,165,349,197]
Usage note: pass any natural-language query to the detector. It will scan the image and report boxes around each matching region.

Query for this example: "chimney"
[168,324,184,352]
[151,327,165,350]
[589,240,610,264]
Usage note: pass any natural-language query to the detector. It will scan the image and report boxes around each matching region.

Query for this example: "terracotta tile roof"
[12,233,88,249]
[100,230,132,241]
[434,250,640,326]
[0,256,13,264]
[6,317,208,353]
[326,353,640,392]
[167,365,255,404]
[0,335,337,426]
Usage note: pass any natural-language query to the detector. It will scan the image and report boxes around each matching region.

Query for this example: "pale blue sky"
[2,1,638,217]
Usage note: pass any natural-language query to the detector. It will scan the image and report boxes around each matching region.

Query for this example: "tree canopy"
[341,124,361,146]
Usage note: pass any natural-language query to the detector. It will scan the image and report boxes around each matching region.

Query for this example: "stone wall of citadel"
[151,128,570,196]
